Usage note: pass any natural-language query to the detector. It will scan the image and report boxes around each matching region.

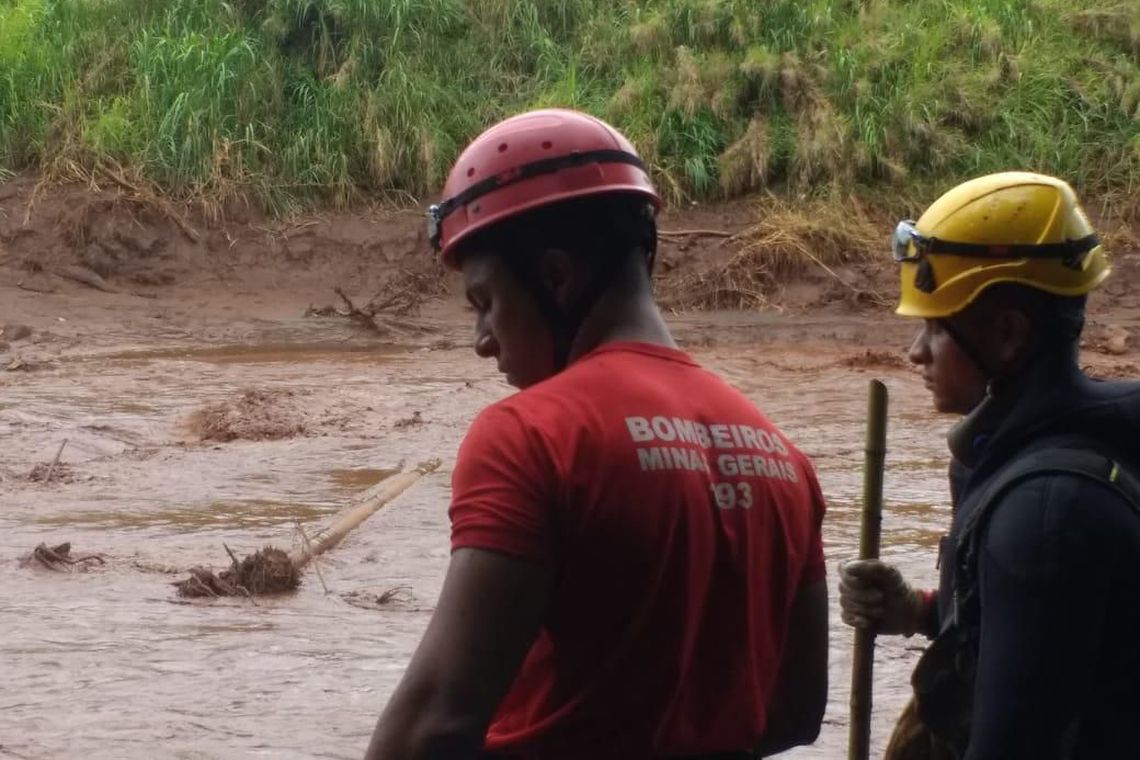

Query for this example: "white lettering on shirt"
[625,416,654,442]
[627,415,802,504]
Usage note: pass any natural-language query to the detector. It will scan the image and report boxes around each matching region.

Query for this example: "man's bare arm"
[364,548,549,760]
[754,579,829,757]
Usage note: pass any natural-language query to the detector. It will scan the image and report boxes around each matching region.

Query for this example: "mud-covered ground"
[2,181,1138,759]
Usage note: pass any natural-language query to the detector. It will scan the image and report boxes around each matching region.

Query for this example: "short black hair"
[454,192,657,279]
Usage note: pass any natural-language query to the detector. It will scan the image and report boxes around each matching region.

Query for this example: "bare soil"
[3,176,1138,323]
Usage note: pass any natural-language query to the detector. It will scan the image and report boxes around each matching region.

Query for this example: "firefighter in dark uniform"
[838,172,1140,759]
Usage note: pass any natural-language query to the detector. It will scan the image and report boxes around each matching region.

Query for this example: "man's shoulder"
[980,440,1140,512]
[979,463,1140,566]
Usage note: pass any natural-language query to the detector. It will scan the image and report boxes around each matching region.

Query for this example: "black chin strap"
[503,217,657,372]
[938,318,996,384]
[500,256,578,370]
[940,315,1063,400]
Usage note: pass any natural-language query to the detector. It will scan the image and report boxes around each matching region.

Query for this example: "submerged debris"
[28,439,71,483]
[27,462,78,483]
[393,411,423,429]
[21,542,106,572]
[341,586,419,611]
[172,459,440,600]
[174,546,299,598]
[318,286,436,338]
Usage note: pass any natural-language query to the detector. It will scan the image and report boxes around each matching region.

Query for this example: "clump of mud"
[843,349,910,371]
[175,546,299,598]
[20,542,105,572]
[188,389,307,442]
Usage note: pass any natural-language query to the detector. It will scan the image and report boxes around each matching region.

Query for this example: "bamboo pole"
[849,379,889,760]
[287,458,442,569]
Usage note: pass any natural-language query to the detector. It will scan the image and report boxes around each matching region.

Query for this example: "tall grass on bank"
[1,0,1138,212]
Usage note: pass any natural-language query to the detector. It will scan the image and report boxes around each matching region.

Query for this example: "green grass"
[1,0,1138,212]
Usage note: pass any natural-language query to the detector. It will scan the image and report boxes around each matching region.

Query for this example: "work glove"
[837,559,928,637]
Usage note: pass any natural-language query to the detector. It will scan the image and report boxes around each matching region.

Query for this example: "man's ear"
[991,306,1034,368]
[536,248,583,308]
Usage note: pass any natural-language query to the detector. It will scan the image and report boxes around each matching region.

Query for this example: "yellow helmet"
[893,171,1109,318]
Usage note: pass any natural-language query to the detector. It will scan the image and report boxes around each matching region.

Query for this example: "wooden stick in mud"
[287,458,442,569]
[44,438,69,484]
[849,379,889,760]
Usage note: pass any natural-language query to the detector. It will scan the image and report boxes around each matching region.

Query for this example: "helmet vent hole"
[466,167,475,177]
[542,141,553,149]
[498,142,508,153]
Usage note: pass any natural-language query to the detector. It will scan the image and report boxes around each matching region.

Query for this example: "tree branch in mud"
[334,287,385,332]
[315,261,449,333]
[326,285,436,338]
[341,586,421,611]
[21,542,106,571]
[173,459,441,599]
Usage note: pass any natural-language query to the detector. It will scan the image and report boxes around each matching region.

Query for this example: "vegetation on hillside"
[1,0,1138,212]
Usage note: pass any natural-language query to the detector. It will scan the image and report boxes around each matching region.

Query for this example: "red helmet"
[428,108,661,268]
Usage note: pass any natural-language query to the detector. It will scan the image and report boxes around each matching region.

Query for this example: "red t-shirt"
[450,342,826,759]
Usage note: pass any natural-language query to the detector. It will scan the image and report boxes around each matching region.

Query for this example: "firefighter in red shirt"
[365,109,828,760]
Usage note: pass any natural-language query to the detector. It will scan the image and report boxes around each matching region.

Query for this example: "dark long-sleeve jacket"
[932,356,1140,760]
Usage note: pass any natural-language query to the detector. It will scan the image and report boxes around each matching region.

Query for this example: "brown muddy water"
[0,307,951,759]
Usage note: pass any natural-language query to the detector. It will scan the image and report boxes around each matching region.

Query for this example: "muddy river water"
[1,298,953,759]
